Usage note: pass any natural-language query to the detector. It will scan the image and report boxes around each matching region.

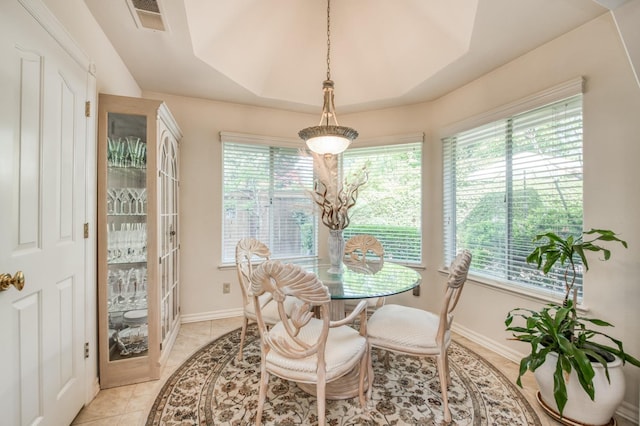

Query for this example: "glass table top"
[293,259,422,300]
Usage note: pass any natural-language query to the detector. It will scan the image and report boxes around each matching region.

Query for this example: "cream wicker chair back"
[250,260,370,426]
[344,234,386,311]
[366,250,472,423]
[235,238,272,361]
[344,234,384,262]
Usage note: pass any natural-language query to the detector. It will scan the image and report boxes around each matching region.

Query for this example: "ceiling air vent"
[128,0,166,31]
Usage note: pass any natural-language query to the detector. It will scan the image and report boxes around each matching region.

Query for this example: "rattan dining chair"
[344,234,385,262]
[343,234,386,312]
[234,238,301,361]
[250,260,370,426]
[366,250,472,423]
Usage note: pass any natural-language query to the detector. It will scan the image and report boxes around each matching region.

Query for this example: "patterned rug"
[146,325,541,425]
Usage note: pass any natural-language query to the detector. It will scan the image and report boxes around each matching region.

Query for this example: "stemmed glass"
[127,137,146,168]
[135,267,147,308]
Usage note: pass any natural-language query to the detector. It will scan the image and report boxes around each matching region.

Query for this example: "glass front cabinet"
[97,94,182,388]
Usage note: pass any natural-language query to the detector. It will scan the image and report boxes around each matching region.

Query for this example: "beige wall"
[147,13,640,414]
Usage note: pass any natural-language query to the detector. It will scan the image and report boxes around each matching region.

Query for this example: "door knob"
[0,271,25,292]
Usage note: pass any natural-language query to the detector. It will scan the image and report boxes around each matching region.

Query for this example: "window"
[222,134,316,263]
[343,139,423,263]
[443,94,583,297]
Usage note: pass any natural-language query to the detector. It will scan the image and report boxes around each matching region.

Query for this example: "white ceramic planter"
[534,352,625,425]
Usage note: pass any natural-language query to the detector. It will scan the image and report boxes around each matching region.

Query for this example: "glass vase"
[328,229,345,274]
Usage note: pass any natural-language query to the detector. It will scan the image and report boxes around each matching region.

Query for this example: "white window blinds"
[343,141,422,263]
[222,140,317,263]
[443,94,583,297]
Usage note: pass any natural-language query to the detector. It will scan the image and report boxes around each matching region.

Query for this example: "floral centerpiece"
[308,153,368,272]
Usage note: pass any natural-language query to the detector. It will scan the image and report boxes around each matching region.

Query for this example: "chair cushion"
[265,318,367,383]
[245,294,301,325]
[367,304,450,354]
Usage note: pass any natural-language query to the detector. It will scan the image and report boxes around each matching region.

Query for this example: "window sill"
[437,268,590,313]
[217,255,321,271]
[394,262,426,271]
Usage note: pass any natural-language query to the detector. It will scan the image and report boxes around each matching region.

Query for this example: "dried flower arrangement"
[308,153,368,230]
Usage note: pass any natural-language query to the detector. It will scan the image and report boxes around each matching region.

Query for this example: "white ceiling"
[84,0,612,114]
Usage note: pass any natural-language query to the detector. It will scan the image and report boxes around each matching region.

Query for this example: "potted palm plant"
[505,228,639,425]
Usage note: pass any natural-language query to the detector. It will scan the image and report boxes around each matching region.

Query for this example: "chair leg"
[367,344,374,400]
[443,351,451,386]
[382,349,390,369]
[316,380,326,426]
[358,346,369,408]
[436,354,451,423]
[237,317,249,362]
[256,366,269,425]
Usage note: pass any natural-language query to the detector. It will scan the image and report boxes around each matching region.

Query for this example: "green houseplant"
[505,228,640,423]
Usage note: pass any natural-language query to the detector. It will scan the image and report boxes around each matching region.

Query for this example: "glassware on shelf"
[107,188,147,216]
[108,266,147,313]
[116,323,148,356]
[107,136,147,168]
[127,137,147,169]
[108,189,139,215]
[107,223,147,263]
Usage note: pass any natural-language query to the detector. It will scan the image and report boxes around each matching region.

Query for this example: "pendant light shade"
[298,0,358,156]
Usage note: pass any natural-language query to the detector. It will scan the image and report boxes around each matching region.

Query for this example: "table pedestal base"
[329,299,345,321]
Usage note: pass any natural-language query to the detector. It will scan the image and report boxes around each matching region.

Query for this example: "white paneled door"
[0,0,90,425]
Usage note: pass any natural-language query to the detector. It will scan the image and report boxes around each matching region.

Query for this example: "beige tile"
[73,385,136,423]
[72,415,123,426]
[208,316,243,338]
[132,379,162,396]
[124,392,153,413]
[178,320,212,336]
[116,410,146,426]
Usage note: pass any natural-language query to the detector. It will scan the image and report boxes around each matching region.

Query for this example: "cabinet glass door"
[159,133,179,342]
[106,112,148,361]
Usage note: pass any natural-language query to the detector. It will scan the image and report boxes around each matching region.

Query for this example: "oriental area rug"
[146,326,541,425]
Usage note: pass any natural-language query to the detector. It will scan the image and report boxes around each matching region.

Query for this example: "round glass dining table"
[294,258,422,320]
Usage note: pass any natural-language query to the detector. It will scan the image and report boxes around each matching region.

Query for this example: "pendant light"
[298,0,358,156]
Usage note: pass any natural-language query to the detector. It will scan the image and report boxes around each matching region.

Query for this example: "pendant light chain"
[326,0,331,81]
[298,0,358,155]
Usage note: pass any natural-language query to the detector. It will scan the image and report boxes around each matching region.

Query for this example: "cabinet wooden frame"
[97,94,182,388]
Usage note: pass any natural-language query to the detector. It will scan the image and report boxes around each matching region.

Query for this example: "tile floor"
[72,317,635,426]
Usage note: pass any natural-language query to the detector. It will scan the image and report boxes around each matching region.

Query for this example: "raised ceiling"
[85,0,611,113]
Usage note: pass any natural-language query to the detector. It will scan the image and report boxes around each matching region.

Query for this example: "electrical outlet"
[223,282,231,294]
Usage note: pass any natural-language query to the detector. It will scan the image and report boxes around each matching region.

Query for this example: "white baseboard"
[91,377,100,399]
[451,323,639,425]
[181,308,243,323]
[616,400,639,424]
[452,322,525,364]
